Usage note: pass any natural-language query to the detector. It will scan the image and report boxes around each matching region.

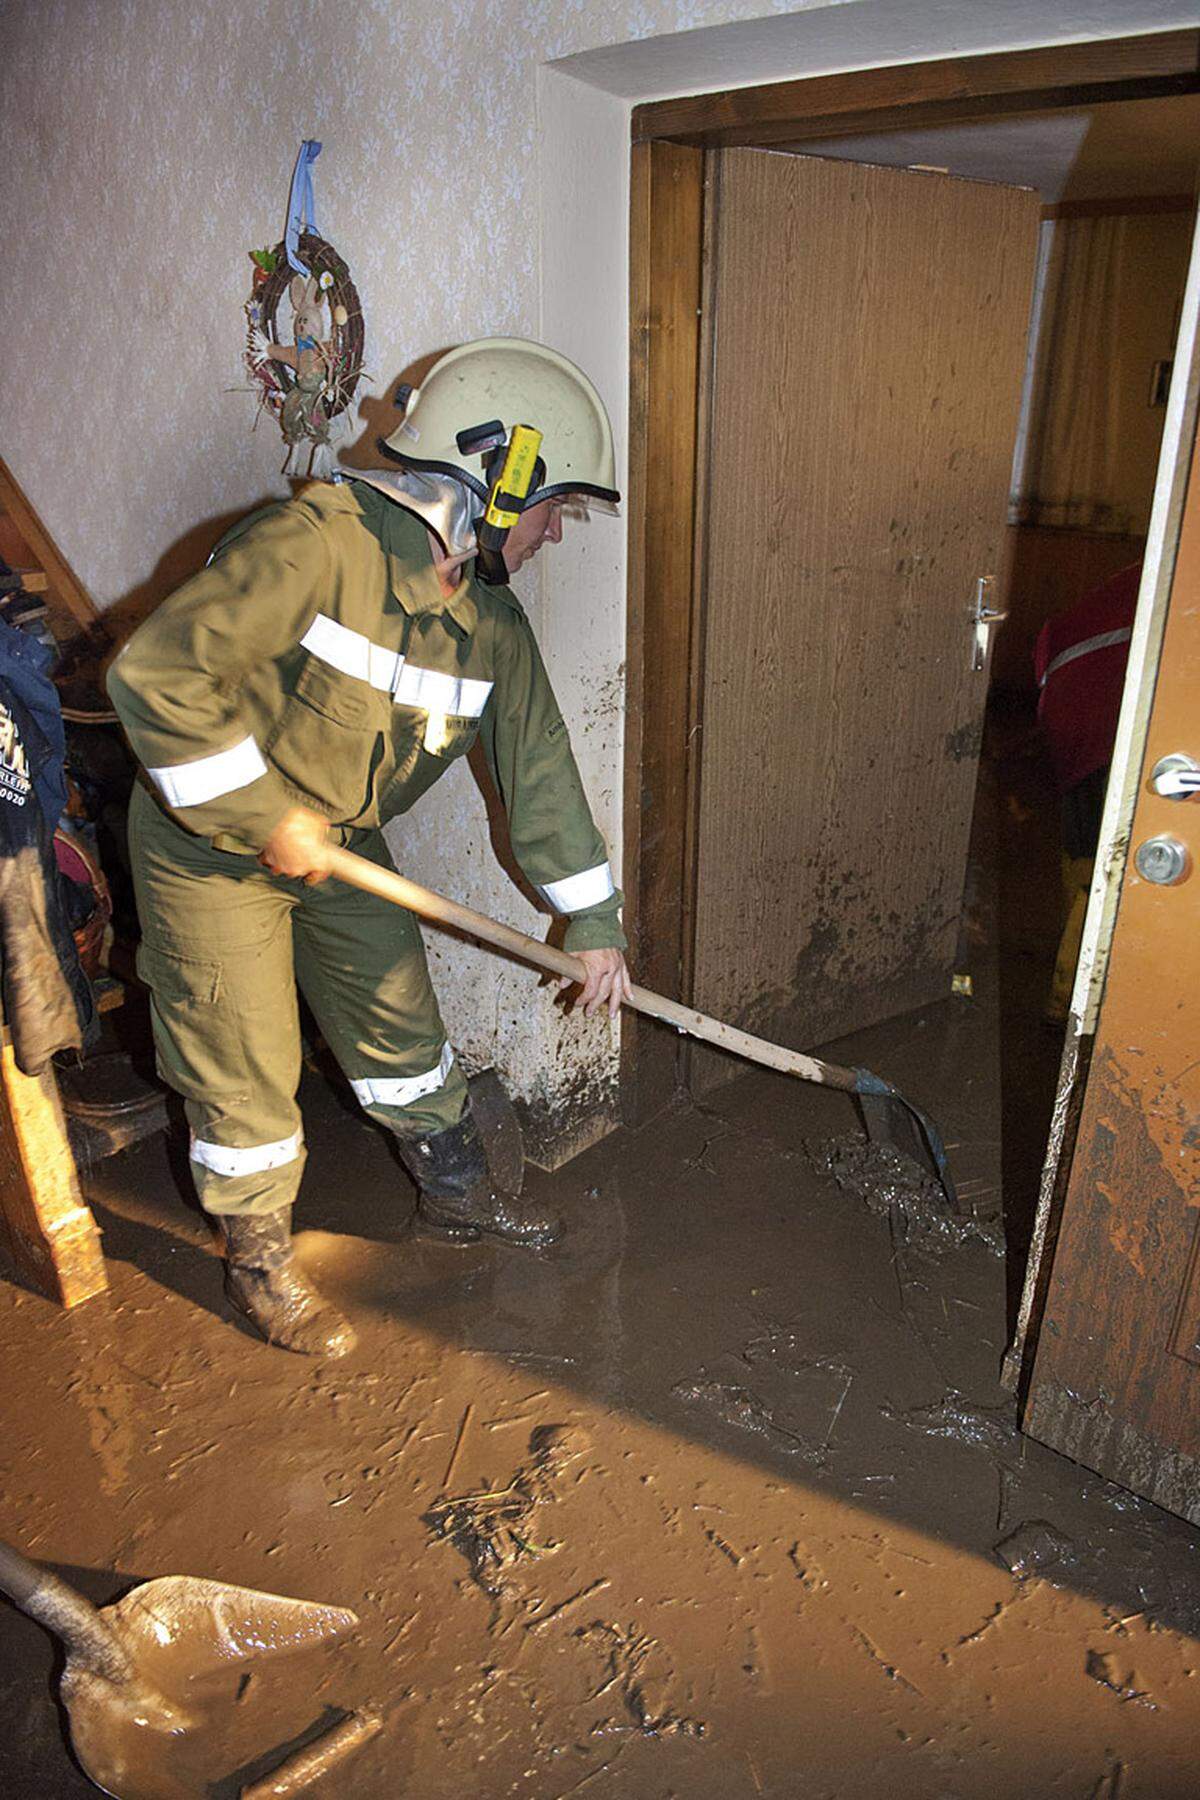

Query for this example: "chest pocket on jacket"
[393,663,493,764]
[292,657,382,729]
[415,711,479,762]
[267,656,390,821]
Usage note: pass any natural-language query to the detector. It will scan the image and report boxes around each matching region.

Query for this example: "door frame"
[623,28,1200,1125]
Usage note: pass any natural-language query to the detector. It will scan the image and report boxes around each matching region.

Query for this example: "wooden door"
[1023,429,1200,1525]
[691,151,1040,1057]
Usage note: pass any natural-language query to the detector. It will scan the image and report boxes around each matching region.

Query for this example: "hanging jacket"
[0,621,96,1073]
[107,481,624,951]
[1035,562,1140,794]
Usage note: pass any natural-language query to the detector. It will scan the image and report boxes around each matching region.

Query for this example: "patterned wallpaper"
[0,0,805,1147]
[0,0,796,610]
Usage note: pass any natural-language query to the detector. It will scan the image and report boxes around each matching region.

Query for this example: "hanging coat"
[0,621,96,1073]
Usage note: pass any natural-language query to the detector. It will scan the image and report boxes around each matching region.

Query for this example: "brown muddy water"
[3,1003,1200,1795]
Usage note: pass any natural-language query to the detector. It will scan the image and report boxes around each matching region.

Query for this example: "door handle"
[1150,753,1200,800]
[970,576,1006,671]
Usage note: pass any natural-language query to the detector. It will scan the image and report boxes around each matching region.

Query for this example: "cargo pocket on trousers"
[136,943,249,1106]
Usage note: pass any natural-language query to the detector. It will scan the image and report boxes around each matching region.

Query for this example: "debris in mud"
[881,1389,1020,1463]
[423,1424,588,1605]
[673,1379,822,1461]
[995,1519,1073,1581]
[954,1596,1020,1647]
[578,1620,706,1739]
[526,1577,612,1637]
[805,1135,1004,1257]
[849,1624,922,1695]
[787,1544,829,1593]
[1084,1649,1158,1710]
[704,1527,745,1567]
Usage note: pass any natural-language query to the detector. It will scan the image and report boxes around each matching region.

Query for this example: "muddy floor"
[4,1053,1200,1794]
[4,733,1200,1796]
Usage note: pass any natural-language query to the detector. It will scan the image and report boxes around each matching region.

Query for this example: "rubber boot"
[221,1208,357,1357]
[399,1113,561,1247]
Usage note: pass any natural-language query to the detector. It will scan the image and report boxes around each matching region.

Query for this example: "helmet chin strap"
[474,538,509,586]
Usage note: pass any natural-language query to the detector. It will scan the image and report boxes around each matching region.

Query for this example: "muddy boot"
[220,1208,357,1357]
[399,1114,561,1247]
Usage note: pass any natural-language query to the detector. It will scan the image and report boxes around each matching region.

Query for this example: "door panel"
[692,150,1040,1058]
[1024,430,1200,1523]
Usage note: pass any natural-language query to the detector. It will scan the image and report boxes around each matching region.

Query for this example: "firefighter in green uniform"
[108,339,632,1360]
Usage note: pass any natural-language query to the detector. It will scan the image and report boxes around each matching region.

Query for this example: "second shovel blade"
[467,1068,525,1197]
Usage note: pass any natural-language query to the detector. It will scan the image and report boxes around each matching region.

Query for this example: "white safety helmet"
[379,337,620,510]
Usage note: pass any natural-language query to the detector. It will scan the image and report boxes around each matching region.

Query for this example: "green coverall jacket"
[108,479,624,952]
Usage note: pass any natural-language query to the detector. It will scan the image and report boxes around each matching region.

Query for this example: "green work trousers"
[128,783,469,1217]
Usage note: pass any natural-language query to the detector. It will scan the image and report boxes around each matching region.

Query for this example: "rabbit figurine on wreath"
[245,233,365,478]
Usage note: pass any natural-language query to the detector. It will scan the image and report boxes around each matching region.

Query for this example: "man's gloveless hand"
[259,806,332,883]
[560,948,634,1020]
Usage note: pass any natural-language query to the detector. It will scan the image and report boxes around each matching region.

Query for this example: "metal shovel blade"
[0,1541,359,1799]
[855,1074,957,1209]
[102,1576,360,1678]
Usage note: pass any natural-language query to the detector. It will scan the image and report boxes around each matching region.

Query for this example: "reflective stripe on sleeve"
[538,861,616,914]
[393,663,493,718]
[189,1130,303,1177]
[349,1042,455,1110]
[147,735,269,808]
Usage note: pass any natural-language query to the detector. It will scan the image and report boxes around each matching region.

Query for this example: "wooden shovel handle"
[323,847,855,1094]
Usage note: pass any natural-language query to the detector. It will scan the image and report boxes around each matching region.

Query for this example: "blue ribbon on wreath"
[285,139,322,276]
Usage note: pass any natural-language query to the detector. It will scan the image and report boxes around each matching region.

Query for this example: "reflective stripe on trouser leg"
[128,783,308,1218]
[187,1124,308,1218]
[349,1041,457,1113]
[350,1045,469,1139]
[292,829,471,1140]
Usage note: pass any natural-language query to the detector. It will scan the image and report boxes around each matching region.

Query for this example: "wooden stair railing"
[0,455,105,645]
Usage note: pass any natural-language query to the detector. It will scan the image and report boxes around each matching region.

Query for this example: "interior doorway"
[624,33,1200,1514]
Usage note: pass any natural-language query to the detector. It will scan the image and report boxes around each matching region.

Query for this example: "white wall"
[0,0,1189,1158]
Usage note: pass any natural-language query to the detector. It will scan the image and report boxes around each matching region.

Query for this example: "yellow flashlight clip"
[476,424,544,584]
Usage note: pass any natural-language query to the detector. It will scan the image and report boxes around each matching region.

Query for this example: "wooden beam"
[0,455,105,640]
[0,1042,107,1308]
[622,140,706,1126]
[633,30,1200,149]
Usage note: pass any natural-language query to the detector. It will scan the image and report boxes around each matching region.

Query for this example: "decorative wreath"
[248,228,367,435]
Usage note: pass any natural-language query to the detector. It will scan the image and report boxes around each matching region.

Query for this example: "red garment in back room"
[0,620,96,1073]
[1035,562,1141,795]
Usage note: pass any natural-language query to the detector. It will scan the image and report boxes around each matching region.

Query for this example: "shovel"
[323,848,956,1206]
[0,1538,359,1798]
